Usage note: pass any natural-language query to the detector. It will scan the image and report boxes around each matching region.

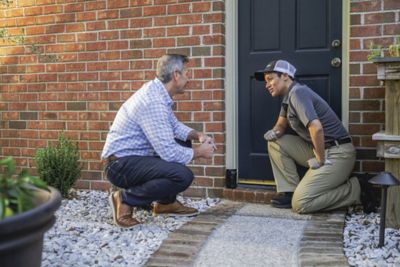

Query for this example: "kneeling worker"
[254,59,360,213]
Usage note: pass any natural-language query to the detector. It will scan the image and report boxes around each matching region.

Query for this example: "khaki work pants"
[268,134,361,213]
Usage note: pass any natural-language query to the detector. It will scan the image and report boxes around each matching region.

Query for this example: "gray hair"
[156,54,189,83]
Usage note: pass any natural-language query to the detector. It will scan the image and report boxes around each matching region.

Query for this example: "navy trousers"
[104,140,194,207]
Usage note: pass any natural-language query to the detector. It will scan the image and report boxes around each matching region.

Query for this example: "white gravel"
[42,190,400,267]
[42,190,219,267]
[344,208,400,267]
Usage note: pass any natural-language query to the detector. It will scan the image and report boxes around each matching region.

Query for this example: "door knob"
[331,57,341,68]
[331,39,341,48]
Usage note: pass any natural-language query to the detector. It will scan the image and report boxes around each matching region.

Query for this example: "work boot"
[109,191,140,228]
[153,200,199,217]
[271,192,293,209]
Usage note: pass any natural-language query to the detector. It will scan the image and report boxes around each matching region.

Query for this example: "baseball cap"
[254,60,296,81]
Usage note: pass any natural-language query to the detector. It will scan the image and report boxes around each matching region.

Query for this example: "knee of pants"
[291,195,310,214]
[174,165,194,189]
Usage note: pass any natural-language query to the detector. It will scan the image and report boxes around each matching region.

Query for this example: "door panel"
[238,0,342,181]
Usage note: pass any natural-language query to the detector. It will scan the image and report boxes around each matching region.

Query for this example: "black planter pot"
[0,186,61,267]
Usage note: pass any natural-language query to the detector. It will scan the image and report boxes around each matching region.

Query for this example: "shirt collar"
[154,78,173,106]
[282,81,297,105]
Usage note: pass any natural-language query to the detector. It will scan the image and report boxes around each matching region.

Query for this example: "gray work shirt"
[279,82,349,143]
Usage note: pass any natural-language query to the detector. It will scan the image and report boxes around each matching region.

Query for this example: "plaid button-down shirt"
[101,78,194,165]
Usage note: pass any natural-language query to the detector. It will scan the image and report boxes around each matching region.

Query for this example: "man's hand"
[264,130,280,141]
[195,141,214,159]
[307,157,332,169]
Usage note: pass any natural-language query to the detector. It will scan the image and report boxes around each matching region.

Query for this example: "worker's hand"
[307,158,332,169]
[264,130,280,141]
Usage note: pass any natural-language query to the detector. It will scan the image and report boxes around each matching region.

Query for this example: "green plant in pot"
[0,157,61,267]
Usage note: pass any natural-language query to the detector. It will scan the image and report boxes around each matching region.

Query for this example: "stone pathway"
[145,201,349,267]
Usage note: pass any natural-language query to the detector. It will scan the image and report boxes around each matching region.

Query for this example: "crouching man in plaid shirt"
[101,54,215,228]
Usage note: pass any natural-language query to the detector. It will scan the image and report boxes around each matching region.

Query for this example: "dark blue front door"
[238,0,343,182]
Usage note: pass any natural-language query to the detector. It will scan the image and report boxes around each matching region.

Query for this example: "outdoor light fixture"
[368,171,400,247]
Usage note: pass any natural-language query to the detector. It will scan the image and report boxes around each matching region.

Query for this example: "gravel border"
[42,190,219,267]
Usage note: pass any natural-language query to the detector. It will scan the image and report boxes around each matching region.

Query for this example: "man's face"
[264,72,286,97]
[174,67,189,94]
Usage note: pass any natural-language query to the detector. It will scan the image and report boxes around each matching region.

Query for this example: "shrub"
[35,134,81,198]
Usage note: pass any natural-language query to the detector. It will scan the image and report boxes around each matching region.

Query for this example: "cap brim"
[254,71,267,81]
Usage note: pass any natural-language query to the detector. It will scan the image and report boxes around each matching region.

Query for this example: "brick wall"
[0,0,225,197]
[349,0,399,175]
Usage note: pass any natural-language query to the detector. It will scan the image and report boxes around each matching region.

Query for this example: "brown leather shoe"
[153,200,199,217]
[109,191,140,228]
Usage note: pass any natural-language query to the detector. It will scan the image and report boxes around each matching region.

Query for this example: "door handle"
[331,57,341,68]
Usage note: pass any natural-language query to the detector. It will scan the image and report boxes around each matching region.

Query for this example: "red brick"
[349,124,381,135]
[349,112,361,123]
[78,52,99,61]
[55,13,76,23]
[167,26,189,36]
[383,24,400,35]
[178,14,202,24]
[43,5,62,14]
[168,4,190,14]
[363,112,384,123]
[108,61,129,70]
[87,21,106,31]
[204,101,224,111]
[130,18,152,29]
[364,12,395,24]
[192,2,211,12]
[351,1,381,13]
[86,42,106,51]
[100,51,120,60]
[120,8,142,18]
[144,28,166,37]
[143,6,166,16]
[77,11,96,21]
[108,20,129,29]
[24,7,43,17]
[121,29,142,39]
[349,100,381,111]
[384,0,400,10]
[350,25,381,37]
[143,49,166,58]
[85,1,106,11]
[364,87,385,98]
[98,10,119,20]
[64,3,84,12]
[349,76,379,86]
[177,36,200,46]
[154,16,177,26]
[121,71,144,80]
[153,38,175,47]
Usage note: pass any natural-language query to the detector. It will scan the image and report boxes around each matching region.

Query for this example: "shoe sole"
[271,202,292,209]
[152,211,199,217]
[109,193,140,229]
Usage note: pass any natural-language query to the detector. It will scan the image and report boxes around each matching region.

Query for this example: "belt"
[101,154,118,166]
[325,137,352,149]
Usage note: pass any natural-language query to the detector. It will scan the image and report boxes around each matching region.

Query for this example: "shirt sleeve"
[170,112,193,141]
[290,88,318,127]
[137,101,193,164]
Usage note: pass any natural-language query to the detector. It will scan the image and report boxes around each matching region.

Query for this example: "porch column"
[372,58,400,228]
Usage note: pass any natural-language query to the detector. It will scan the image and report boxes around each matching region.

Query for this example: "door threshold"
[238,179,276,186]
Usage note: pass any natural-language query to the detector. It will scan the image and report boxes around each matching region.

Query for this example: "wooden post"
[373,57,400,228]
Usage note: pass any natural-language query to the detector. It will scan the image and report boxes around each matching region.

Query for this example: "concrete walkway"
[145,201,349,267]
